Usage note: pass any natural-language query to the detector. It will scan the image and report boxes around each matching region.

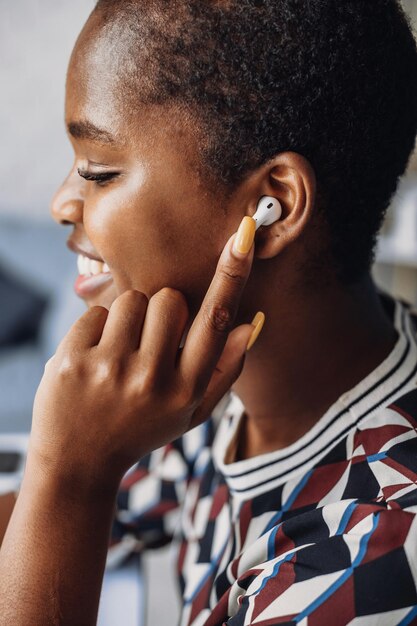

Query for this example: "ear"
[246,152,316,260]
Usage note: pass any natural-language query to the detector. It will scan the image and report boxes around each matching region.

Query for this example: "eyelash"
[77,168,119,187]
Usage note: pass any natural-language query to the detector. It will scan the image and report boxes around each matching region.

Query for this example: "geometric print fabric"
[110,296,417,625]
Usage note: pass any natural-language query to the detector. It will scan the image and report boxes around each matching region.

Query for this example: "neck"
[232,273,398,460]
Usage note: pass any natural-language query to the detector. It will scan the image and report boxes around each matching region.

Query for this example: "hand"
[29,219,262,492]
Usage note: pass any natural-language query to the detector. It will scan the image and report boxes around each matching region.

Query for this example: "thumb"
[189,322,257,429]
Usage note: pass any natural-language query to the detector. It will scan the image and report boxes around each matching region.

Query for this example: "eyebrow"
[67,120,119,145]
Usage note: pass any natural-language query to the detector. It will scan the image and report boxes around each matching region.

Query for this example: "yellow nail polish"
[233,216,256,256]
[246,311,265,351]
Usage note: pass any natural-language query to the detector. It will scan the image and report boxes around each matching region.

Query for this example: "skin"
[0,8,399,625]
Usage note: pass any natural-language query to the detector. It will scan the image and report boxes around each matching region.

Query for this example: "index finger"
[178,216,256,395]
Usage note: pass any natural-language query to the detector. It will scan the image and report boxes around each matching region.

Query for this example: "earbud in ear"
[252,196,282,231]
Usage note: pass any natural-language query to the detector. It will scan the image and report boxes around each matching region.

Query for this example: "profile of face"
[50,10,259,324]
[50,5,317,335]
[51,163,118,310]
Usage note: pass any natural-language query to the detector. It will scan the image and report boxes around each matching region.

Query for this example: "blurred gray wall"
[0,1,95,220]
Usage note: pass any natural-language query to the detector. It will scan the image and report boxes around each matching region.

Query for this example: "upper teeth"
[77,254,110,276]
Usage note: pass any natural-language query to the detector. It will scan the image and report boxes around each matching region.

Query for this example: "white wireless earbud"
[252,196,282,231]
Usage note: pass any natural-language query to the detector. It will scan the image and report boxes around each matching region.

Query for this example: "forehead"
[65,9,206,174]
[65,13,126,141]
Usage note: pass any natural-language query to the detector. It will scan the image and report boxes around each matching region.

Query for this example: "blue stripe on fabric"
[398,606,417,626]
[285,471,313,510]
[267,524,279,561]
[352,512,379,566]
[253,558,283,598]
[264,470,313,557]
[294,512,380,623]
[367,452,387,463]
[184,535,230,605]
[335,501,357,536]
[252,549,298,599]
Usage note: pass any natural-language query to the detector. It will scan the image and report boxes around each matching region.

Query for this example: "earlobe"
[251,152,316,260]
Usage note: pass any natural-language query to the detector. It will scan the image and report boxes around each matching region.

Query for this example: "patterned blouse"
[110,294,417,625]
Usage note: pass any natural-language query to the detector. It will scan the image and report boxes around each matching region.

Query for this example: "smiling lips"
[74,253,113,298]
[66,238,113,298]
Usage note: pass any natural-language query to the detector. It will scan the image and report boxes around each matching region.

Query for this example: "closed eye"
[77,168,119,187]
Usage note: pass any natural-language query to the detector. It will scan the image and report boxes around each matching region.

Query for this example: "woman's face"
[51,16,248,319]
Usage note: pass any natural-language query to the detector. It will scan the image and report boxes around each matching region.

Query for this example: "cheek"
[83,179,227,307]
[83,187,204,298]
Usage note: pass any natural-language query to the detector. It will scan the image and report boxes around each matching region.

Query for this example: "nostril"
[52,198,83,225]
[61,200,82,216]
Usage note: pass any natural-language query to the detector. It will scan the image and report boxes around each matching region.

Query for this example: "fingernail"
[246,311,265,351]
[232,216,256,257]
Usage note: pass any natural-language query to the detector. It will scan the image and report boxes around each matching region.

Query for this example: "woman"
[1,1,417,624]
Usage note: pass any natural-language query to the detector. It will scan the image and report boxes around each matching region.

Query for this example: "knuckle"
[117,289,148,307]
[152,287,188,310]
[94,357,122,384]
[205,303,233,334]
[44,355,55,371]
[56,353,84,379]
[136,367,162,396]
[219,264,246,288]
[88,305,109,318]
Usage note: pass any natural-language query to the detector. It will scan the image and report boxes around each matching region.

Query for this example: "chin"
[84,285,118,310]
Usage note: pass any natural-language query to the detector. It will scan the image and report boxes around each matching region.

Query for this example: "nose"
[50,164,85,225]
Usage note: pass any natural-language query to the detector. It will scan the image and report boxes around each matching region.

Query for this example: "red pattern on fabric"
[230,555,240,580]
[292,462,350,508]
[273,525,297,564]
[382,483,415,500]
[203,589,231,626]
[381,455,417,484]
[360,509,414,565]
[344,504,386,533]
[355,424,413,457]
[309,574,355,626]
[240,614,298,625]
[143,501,179,518]
[120,467,149,489]
[250,557,296,621]
[177,539,187,574]
[189,574,217,624]
[390,404,417,428]
[210,485,230,519]
[239,500,253,546]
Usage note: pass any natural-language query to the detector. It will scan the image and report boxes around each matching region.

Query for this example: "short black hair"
[93,0,417,283]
